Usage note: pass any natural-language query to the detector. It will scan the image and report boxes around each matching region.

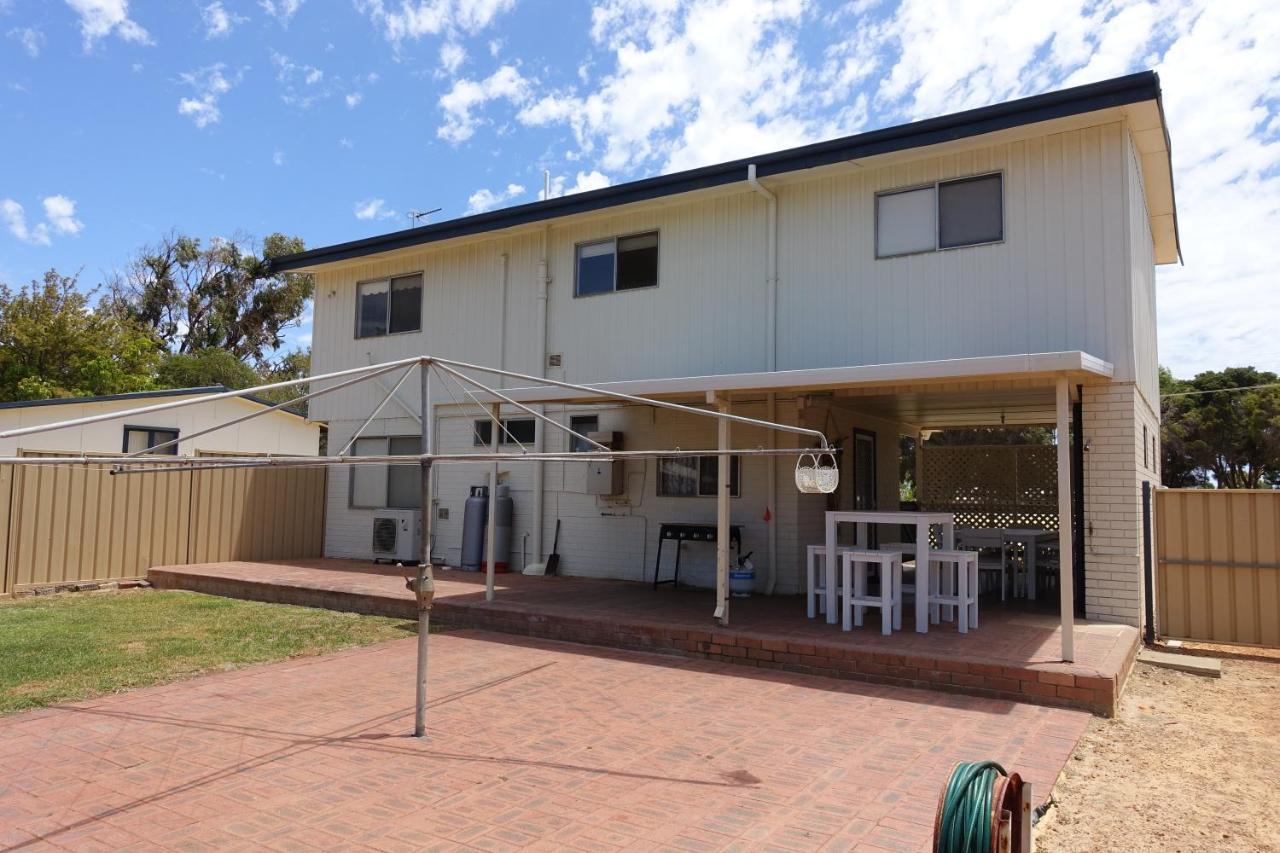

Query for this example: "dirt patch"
[1037,656,1280,852]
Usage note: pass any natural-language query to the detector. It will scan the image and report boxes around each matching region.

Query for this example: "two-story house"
[270,70,1177,633]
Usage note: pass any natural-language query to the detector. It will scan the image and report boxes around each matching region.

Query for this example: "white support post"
[486,402,499,602]
[712,392,731,625]
[1056,377,1076,662]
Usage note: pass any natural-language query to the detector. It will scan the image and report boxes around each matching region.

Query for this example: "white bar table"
[1003,528,1059,600]
[824,510,955,633]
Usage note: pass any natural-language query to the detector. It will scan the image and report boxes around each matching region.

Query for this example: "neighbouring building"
[271,71,1176,630]
[0,387,321,457]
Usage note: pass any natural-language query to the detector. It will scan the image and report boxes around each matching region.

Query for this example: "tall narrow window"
[356,273,422,337]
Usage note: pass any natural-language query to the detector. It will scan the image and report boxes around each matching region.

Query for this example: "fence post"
[1142,481,1155,645]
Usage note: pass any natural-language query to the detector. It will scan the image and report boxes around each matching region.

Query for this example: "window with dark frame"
[657,455,740,497]
[569,415,599,452]
[575,231,659,296]
[122,426,179,455]
[473,418,536,447]
[876,173,1003,258]
[349,435,422,509]
[356,273,422,338]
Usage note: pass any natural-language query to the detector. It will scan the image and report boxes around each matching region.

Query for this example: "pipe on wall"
[748,164,780,594]
[531,229,551,565]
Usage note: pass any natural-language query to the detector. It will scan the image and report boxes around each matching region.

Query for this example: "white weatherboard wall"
[0,395,319,457]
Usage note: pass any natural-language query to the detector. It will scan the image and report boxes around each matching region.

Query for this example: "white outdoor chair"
[841,549,903,635]
[806,544,856,618]
[928,549,979,633]
[956,529,1010,600]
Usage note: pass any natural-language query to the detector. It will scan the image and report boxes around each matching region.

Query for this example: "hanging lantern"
[794,451,839,494]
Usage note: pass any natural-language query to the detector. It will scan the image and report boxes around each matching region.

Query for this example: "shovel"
[523,519,561,576]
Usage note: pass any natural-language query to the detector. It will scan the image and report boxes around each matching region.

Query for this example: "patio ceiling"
[831,387,1060,429]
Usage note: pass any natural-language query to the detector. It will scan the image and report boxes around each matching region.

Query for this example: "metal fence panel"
[1155,488,1280,647]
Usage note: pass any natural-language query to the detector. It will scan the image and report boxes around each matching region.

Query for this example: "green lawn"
[0,590,415,715]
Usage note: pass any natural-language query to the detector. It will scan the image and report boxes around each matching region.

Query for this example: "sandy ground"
[1037,653,1280,852]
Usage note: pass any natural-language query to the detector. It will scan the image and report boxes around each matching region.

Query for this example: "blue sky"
[2,0,1278,376]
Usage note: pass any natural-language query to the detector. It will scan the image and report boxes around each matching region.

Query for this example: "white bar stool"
[806,544,854,618]
[928,549,979,633]
[840,549,903,635]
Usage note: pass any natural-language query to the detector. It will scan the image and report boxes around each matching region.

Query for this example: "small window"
[123,426,179,455]
[1143,425,1149,469]
[350,435,421,509]
[569,415,599,452]
[575,231,659,296]
[876,187,935,257]
[938,173,1003,248]
[357,274,422,337]
[657,455,740,497]
[473,418,535,446]
[876,173,1003,258]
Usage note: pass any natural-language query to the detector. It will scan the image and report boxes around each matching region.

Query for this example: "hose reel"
[933,761,1032,853]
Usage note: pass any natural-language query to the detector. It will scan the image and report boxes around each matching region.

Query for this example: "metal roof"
[0,386,310,419]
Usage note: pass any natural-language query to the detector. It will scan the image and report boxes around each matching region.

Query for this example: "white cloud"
[338,137,355,149]
[357,0,517,44]
[42,195,83,236]
[8,27,45,58]
[440,40,466,74]
[65,0,152,50]
[539,170,611,199]
[465,182,525,214]
[272,147,285,166]
[354,198,396,220]
[1,199,50,246]
[271,51,327,108]
[202,1,245,38]
[345,92,362,108]
[260,0,303,25]
[438,63,531,143]
[2,195,84,246]
[177,64,242,128]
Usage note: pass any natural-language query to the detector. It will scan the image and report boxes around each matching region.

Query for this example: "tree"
[0,270,161,402]
[155,348,261,391]
[256,348,311,410]
[111,232,311,367]
[1161,365,1280,488]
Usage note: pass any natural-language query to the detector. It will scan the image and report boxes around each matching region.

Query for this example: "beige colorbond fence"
[1154,488,1280,647]
[0,455,326,594]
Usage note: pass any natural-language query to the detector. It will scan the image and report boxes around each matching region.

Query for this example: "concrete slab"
[1138,647,1223,677]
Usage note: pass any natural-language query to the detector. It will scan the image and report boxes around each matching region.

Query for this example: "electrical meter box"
[583,431,624,495]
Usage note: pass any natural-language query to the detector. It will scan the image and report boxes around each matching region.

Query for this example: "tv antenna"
[408,207,442,228]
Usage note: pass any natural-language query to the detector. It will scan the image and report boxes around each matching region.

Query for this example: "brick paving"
[151,560,1140,715]
[0,629,1090,852]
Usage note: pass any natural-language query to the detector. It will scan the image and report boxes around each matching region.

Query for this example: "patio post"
[712,392,731,625]
[486,402,499,602]
[414,359,435,739]
[1056,377,1076,662]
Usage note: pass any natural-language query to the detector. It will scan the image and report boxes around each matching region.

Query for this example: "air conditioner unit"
[371,510,421,563]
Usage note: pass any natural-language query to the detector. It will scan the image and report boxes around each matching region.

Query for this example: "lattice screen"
[920,445,1059,530]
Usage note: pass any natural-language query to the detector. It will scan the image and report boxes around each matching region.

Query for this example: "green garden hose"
[935,760,1007,853]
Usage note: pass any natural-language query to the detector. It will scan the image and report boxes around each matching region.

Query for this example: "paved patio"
[0,628,1090,852]
[151,560,1140,715]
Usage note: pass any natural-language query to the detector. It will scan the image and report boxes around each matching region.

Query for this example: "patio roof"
[477,350,1112,407]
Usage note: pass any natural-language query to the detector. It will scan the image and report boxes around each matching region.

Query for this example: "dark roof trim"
[0,386,310,420]
[271,71,1164,273]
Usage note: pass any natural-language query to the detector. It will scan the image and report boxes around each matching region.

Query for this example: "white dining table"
[824,510,955,633]
[1002,528,1058,600]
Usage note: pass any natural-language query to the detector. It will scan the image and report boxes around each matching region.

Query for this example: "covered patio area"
[149,560,1139,715]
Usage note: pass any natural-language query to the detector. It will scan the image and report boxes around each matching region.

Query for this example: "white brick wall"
[1081,381,1159,626]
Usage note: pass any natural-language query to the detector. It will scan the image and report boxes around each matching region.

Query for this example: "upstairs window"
[575,231,659,296]
[356,273,422,337]
[876,173,1003,258]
